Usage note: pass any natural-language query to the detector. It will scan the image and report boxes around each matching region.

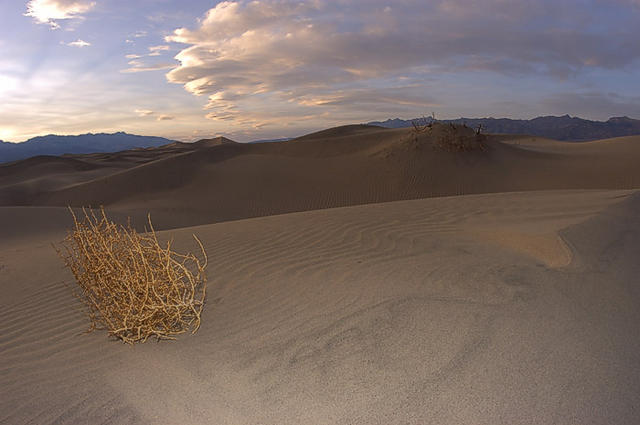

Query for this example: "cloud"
[542,91,640,119]
[164,0,640,127]
[134,109,175,121]
[148,45,170,57]
[25,0,95,29]
[149,45,170,52]
[67,39,90,47]
[122,59,175,73]
[134,109,154,116]
[122,46,174,69]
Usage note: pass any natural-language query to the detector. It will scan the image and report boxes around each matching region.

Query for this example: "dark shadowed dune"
[1,124,639,229]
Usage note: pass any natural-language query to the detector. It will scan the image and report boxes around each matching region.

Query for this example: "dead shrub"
[56,207,207,344]
[410,121,487,152]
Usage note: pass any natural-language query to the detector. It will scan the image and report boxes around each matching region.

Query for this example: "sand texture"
[1,126,640,424]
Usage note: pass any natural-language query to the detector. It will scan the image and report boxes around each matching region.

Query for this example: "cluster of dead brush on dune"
[411,118,487,152]
[56,208,207,344]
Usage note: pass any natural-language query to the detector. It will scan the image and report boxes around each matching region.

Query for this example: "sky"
[1,0,640,143]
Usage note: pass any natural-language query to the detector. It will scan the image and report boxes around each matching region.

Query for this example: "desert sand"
[2,126,639,228]
[1,125,640,424]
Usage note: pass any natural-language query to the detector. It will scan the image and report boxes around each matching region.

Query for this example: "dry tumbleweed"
[56,208,207,344]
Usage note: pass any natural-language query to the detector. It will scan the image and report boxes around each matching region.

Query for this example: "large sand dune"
[1,125,639,228]
[2,190,640,424]
[1,125,640,424]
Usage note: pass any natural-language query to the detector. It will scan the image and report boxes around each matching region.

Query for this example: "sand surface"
[2,189,640,424]
[2,126,640,229]
[2,126,640,423]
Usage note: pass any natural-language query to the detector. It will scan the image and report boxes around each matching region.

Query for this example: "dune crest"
[2,125,639,230]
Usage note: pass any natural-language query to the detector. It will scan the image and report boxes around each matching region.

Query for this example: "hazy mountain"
[368,115,640,141]
[0,132,177,163]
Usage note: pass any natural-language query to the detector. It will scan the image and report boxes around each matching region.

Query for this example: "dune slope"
[1,189,639,424]
[1,126,639,229]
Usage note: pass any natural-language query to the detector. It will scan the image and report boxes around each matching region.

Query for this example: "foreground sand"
[2,189,639,424]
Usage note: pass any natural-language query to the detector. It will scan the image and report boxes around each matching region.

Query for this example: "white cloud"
[67,39,90,47]
[134,109,154,116]
[134,109,175,121]
[149,45,170,52]
[122,45,174,69]
[25,0,95,29]
[163,0,640,128]
[162,1,638,128]
[148,45,170,57]
[121,60,175,73]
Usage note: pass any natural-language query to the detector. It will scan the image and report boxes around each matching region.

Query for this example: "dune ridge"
[2,125,638,230]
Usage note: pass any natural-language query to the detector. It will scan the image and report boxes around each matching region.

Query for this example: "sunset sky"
[1,0,639,142]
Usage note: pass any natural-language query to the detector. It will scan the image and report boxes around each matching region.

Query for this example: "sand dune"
[1,126,639,229]
[1,189,640,424]
[1,125,640,423]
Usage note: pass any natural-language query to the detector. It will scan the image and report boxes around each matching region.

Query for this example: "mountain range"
[368,115,640,141]
[0,132,176,163]
[3,115,640,163]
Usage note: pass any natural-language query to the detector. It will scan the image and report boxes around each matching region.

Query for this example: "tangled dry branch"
[56,207,207,344]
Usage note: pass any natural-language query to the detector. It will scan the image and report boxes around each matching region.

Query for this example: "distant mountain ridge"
[4,115,639,164]
[368,115,640,141]
[0,132,177,163]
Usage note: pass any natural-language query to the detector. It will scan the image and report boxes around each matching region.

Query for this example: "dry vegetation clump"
[56,207,207,344]
[411,120,487,152]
